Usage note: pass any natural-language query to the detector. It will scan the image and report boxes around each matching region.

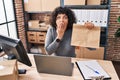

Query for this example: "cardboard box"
[87,0,101,5]
[75,47,104,59]
[27,31,37,43]
[24,0,60,12]
[42,0,60,11]
[24,0,42,12]
[36,32,46,44]
[64,0,85,5]
[28,20,40,29]
[0,60,18,80]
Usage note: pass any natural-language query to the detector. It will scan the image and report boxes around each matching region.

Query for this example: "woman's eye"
[63,16,68,19]
[56,16,61,19]
[56,16,68,20]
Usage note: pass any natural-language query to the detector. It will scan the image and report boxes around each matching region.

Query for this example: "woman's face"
[56,14,68,30]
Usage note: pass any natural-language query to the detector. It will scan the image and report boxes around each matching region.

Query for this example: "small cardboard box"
[0,60,18,80]
[28,20,40,29]
[42,0,60,11]
[36,32,46,44]
[64,0,85,5]
[75,47,104,59]
[87,0,101,5]
[27,31,37,43]
[24,0,42,12]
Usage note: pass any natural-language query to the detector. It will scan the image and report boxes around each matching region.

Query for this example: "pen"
[85,65,100,74]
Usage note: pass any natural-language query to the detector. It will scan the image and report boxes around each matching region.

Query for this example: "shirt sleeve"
[44,27,60,55]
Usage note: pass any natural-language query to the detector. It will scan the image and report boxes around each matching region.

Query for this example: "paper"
[72,9,109,27]
[71,24,100,48]
[0,65,4,70]
[28,22,32,26]
[24,0,28,3]
[102,10,109,27]
[76,60,111,80]
[81,10,89,25]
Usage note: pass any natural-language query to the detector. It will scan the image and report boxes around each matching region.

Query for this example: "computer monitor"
[0,34,32,67]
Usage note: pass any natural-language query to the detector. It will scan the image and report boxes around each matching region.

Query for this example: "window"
[0,0,17,39]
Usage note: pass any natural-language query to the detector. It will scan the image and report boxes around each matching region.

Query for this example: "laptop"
[34,54,74,76]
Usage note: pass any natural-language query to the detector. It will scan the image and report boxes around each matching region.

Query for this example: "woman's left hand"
[84,22,94,30]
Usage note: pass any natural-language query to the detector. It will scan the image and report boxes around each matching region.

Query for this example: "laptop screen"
[34,54,74,76]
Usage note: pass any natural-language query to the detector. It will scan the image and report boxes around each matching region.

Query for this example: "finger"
[84,22,94,30]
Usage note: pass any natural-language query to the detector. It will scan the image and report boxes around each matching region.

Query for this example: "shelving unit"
[23,0,61,53]
[24,12,51,53]
[62,0,111,59]
[23,0,111,58]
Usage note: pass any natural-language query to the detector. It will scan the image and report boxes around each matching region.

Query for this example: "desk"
[18,54,119,80]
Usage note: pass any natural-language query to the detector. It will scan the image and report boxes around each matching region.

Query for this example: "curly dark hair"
[50,6,76,30]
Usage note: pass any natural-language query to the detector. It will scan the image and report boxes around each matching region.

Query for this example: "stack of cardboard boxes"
[27,31,46,44]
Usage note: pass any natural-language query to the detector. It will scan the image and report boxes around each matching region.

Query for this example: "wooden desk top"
[18,54,119,80]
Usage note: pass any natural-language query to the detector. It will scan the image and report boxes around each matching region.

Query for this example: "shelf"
[64,5,110,9]
[25,11,52,14]
[28,28,47,32]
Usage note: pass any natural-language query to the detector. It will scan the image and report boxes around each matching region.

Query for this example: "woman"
[44,6,94,57]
